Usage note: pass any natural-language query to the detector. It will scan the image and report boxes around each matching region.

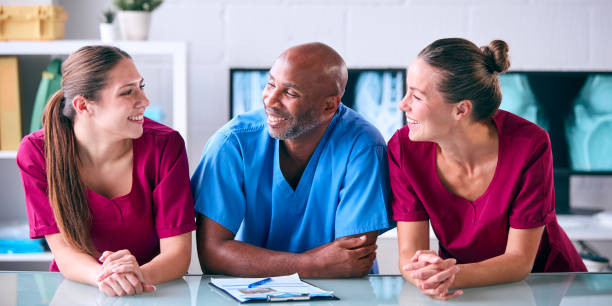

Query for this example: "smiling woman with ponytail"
[17,46,196,297]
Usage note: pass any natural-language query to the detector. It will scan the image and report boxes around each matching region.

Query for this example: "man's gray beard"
[268,109,320,140]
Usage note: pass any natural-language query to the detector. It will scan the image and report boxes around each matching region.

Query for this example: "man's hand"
[302,235,377,278]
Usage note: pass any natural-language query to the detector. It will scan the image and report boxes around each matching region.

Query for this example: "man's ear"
[324,95,341,113]
[454,100,473,120]
[72,96,91,116]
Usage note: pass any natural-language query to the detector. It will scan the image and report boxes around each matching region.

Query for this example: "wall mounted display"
[499,72,612,214]
[499,72,612,172]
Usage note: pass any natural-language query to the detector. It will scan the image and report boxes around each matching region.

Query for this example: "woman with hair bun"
[16,46,195,296]
[389,38,586,300]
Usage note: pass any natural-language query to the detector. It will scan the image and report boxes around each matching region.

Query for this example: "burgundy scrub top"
[17,118,196,272]
[389,110,586,272]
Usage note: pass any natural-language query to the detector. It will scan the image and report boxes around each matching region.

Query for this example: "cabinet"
[0,40,188,270]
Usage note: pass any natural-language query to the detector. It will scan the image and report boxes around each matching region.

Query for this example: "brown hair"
[41,46,130,256]
[418,38,510,121]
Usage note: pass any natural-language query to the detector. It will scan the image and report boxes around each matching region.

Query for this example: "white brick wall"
[590,6,612,68]
[347,5,470,66]
[150,5,225,66]
[471,4,591,70]
[226,5,347,66]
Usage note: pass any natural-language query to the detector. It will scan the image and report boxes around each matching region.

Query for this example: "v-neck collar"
[432,113,504,204]
[87,139,137,202]
[272,106,343,197]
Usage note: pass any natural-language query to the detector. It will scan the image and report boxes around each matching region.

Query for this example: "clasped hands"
[403,250,463,300]
[95,249,155,296]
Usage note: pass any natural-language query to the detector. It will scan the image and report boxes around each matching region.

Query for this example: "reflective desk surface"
[1,272,612,305]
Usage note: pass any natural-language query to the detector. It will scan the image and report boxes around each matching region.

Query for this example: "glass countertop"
[1,272,611,305]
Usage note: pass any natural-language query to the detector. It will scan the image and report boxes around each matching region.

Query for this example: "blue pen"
[247,277,272,288]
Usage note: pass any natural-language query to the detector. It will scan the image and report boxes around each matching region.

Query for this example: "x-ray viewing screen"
[230,68,406,141]
[499,72,612,172]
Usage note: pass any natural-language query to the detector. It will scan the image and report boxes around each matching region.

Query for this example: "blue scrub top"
[192,104,392,253]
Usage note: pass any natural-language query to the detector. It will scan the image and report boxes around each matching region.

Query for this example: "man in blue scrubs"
[192,42,391,277]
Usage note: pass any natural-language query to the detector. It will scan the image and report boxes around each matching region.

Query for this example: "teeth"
[406,118,419,124]
[268,115,287,122]
[128,115,143,121]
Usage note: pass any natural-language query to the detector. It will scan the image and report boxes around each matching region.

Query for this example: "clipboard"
[209,273,339,303]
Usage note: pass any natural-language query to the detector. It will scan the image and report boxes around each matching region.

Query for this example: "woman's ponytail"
[42,88,97,257]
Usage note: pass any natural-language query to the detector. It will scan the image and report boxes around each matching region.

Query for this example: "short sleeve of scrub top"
[508,130,556,229]
[17,133,59,238]
[335,140,391,238]
[191,130,245,234]
[388,131,429,222]
[153,131,197,237]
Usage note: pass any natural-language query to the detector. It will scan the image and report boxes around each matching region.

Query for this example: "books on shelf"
[30,59,62,134]
[0,56,22,151]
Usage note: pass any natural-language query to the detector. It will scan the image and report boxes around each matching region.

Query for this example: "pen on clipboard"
[247,277,272,288]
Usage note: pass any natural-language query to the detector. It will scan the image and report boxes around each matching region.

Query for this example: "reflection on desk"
[1,272,612,305]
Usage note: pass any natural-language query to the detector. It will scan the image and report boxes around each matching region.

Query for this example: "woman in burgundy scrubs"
[17,46,195,296]
[388,38,586,300]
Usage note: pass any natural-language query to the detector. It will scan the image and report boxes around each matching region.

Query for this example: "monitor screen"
[230,68,406,140]
[498,72,612,172]
[499,72,612,213]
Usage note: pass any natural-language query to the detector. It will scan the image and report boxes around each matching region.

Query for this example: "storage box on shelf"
[0,5,68,41]
[0,40,187,270]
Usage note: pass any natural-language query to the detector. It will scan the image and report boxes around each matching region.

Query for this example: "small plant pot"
[117,10,151,40]
[98,23,115,42]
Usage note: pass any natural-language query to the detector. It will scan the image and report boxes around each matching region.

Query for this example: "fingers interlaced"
[410,250,437,262]
[95,249,155,297]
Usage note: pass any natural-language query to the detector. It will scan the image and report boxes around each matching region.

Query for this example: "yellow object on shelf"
[0,5,67,41]
[0,56,22,151]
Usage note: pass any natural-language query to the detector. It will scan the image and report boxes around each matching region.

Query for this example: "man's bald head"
[275,42,348,98]
[263,43,348,141]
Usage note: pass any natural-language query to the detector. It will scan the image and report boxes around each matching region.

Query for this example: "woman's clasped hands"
[95,250,156,296]
[403,250,463,300]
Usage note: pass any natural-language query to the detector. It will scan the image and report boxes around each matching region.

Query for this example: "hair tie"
[484,60,498,74]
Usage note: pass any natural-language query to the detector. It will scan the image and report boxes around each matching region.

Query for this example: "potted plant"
[99,9,116,42]
[114,0,163,40]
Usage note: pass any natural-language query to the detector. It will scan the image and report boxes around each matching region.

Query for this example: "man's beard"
[268,108,321,140]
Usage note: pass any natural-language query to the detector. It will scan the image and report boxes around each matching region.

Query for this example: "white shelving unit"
[0,40,188,268]
[0,252,52,262]
[0,151,17,159]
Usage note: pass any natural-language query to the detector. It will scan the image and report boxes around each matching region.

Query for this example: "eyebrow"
[118,78,144,90]
[409,86,427,96]
[269,74,300,91]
